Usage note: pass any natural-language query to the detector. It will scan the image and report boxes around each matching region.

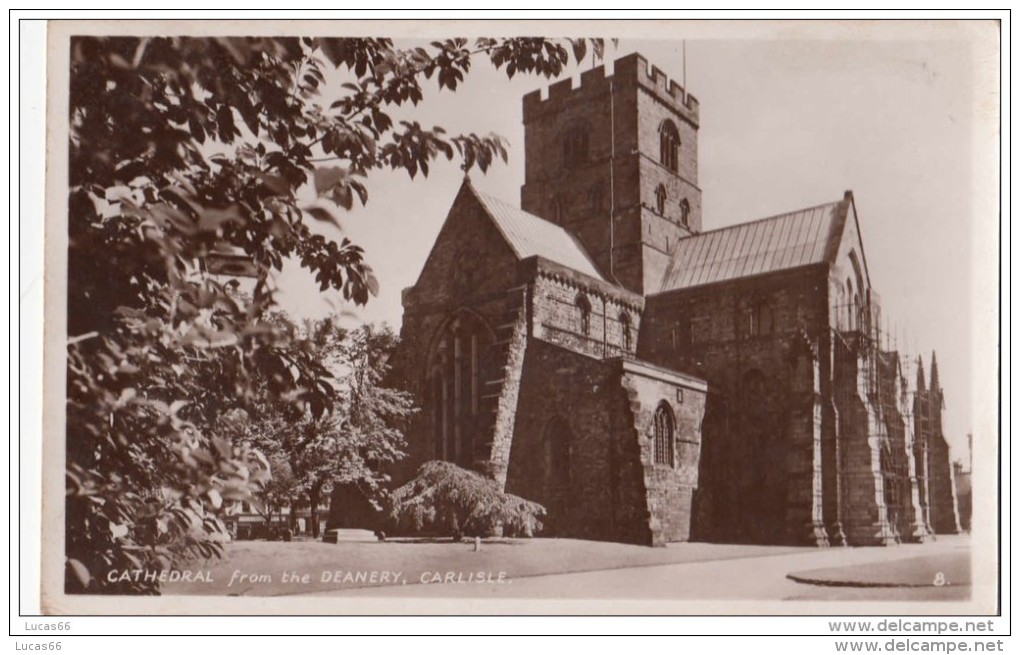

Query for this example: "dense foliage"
[389,461,546,539]
[66,35,606,593]
[242,320,413,537]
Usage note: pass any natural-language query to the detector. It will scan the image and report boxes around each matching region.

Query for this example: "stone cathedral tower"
[520,53,702,294]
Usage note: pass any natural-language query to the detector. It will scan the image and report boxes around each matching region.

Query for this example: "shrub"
[389,461,544,539]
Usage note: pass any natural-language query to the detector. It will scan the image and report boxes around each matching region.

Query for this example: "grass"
[161,537,807,597]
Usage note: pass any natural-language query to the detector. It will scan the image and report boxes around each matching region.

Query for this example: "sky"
[270,24,999,461]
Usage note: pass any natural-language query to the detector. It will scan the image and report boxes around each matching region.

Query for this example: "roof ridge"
[659,196,845,292]
[468,185,605,282]
[680,198,844,240]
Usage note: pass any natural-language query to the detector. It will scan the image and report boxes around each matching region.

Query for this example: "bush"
[389,461,545,539]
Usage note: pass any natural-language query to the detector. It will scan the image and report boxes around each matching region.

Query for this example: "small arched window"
[659,120,680,172]
[550,197,564,223]
[741,305,758,337]
[679,199,691,226]
[576,293,592,337]
[620,311,632,351]
[563,126,589,168]
[653,402,675,467]
[672,317,692,350]
[757,303,773,335]
[655,184,667,215]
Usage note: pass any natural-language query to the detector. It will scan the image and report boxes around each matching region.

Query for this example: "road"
[314,535,976,605]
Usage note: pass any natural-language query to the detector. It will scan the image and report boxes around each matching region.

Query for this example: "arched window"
[757,303,773,335]
[846,279,855,330]
[427,311,494,465]
[659,120,680,172]
[543,416,571,481]
[563,125,589,168]
[550,197,565,223]
[655,184,667,215]
[576,293,592,337]
[620,311,632,351]
[672,317,692,350]
[739,302,773,338]
[653,402,675,467]
[740,305,758,338]
[679,199,690,226]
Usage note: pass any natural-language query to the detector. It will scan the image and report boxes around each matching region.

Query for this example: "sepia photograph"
[35,17,1001,618]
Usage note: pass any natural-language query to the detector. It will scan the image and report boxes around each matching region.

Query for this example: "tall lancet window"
[576,293,592,337]
[660,120,680,172]
[653,402,676,467]
[620,311,633,352]
[427,311,493,466]
[679,199,691,226]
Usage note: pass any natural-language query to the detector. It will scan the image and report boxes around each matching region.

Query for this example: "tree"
[245,319,414,538]
[252,454,299,532]
[66,35,609,593]
[389,461,546,540]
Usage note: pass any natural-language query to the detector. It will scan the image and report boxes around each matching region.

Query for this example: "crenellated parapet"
[523,52,699,127]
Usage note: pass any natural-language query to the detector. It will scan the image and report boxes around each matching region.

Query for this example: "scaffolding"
[828,292,932,543]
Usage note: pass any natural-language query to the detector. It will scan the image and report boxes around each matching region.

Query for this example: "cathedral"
[389,53,962,547]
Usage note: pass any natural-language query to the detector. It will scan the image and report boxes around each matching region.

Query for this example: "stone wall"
[506,341,641,541]
[912,375,961,535]
[505,340,706,546]
[390,184,534,482]
[617,360,706,544]
[831,337,896,546]
[641,267,829,544]
[527,258,643,360]
[929,431,962,534]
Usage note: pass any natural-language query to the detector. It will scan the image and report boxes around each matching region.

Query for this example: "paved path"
[312,535,972,603]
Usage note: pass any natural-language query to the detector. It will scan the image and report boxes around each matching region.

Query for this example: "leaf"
[313,166,345,195]
[570,39,587,63]
[188,114,206,144]
[216,105,236,142]
[302,201,342,229]
[258,172,291,196]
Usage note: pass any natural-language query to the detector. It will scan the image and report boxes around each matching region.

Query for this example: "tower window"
[659,120,680,173]
[679,199,690,226]
[576,293,592,337]
[551,197,565,223]
[563,126,589,169]
[655,184,667,215]
[653,402,675,467]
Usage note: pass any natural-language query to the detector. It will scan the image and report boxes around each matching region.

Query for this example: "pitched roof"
[468,183,605,281]
[658,198,847,292]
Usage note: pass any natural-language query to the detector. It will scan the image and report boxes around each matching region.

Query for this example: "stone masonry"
[384,53,962,548]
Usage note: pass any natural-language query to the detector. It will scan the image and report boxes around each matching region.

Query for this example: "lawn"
[161,537,807,597]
